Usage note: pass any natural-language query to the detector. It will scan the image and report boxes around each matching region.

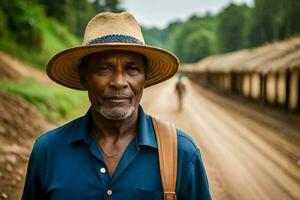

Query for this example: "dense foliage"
[171,15,218,62]
[0,0,45,50]
[142,0,300,63]
[36,0,123,37]
[248,0,300,47]
[0,0,299,65]
[217,3,251,53]
[0,0,123,68]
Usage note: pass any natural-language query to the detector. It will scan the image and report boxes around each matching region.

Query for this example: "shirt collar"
[136,106,157,149]
[68,106,158,149]
[68,108,92,144]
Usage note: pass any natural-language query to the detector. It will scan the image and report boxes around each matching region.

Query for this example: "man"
[175,74,186,111]
[22,12,211,200]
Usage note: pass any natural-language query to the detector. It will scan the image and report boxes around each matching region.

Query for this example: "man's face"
[79,50,146,120]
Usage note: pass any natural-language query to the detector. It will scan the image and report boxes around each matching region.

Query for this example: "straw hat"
[46,12,179,90]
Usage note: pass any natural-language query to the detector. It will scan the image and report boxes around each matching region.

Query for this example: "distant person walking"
[175,74,186,111]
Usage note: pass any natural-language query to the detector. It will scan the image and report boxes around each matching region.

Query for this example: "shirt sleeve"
[21,141,45,200]
[181,149,212,200]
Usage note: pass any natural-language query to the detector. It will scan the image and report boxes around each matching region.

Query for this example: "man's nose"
[109,71,128,89]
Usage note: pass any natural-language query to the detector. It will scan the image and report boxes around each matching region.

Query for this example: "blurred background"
[0,0,299,199]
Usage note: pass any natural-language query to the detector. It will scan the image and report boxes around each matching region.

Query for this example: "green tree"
[248,0,279,46]
[0,7,8,37]
[93,0,105,13]
[142,20,183,51]
[217,3,251,52]
[170,15,218,63]
[142,27,166,48]
[103,0,123,12]
[73,0,95,37]
[248,0,300,46]
[36,0,66,20]
[182,29,216,62]
[0,0,44,50]
[36,0,123,36]
[277,0,300,39]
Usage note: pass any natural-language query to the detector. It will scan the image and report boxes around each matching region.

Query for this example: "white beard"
[89,90,136,120]
[95,104,135,120]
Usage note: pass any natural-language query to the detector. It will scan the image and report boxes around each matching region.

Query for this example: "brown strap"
[151,117,177,200]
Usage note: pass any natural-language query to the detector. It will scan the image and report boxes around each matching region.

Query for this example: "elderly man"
[22,12,211,200]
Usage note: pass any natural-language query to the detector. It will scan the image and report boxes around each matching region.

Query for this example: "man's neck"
[90,107,139,143]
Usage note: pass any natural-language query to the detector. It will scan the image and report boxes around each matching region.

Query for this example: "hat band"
[87,34,144,45]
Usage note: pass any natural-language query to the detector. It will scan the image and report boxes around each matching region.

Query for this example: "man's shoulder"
[35,115,85,146]
[176,129,199,156]
[174,128,203,176]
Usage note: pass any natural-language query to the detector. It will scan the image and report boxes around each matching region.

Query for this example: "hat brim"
[46,43,179,90]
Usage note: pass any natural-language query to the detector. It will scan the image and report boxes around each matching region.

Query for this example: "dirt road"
[141,78,300,200]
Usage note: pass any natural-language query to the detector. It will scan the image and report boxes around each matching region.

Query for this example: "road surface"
[141,78,300,200]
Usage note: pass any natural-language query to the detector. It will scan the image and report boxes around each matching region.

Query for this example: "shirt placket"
[88,139,111,190]
[87,136,140,199]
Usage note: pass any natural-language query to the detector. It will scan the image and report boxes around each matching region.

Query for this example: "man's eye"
[126,66,140,75]
[126,63,140,71]
[95,65,111,72]
[127,66,139,71]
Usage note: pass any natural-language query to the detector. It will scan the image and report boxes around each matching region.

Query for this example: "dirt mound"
[0,51,56,86]
[0,91,54,200]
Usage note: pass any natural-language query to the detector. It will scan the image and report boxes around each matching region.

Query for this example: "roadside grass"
[0,79,89,122]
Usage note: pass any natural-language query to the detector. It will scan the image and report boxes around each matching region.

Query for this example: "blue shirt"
[22,106,211,200]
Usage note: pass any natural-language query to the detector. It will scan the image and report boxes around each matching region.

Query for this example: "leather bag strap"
[151,117,177,200]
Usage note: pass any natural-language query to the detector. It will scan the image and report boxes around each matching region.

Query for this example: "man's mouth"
[103,96,131,103]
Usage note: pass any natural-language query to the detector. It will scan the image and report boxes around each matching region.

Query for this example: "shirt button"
[107,189,112,195]
[100,167,106,174]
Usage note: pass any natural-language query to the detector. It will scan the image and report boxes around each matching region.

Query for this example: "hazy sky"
[121,0,253,28]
